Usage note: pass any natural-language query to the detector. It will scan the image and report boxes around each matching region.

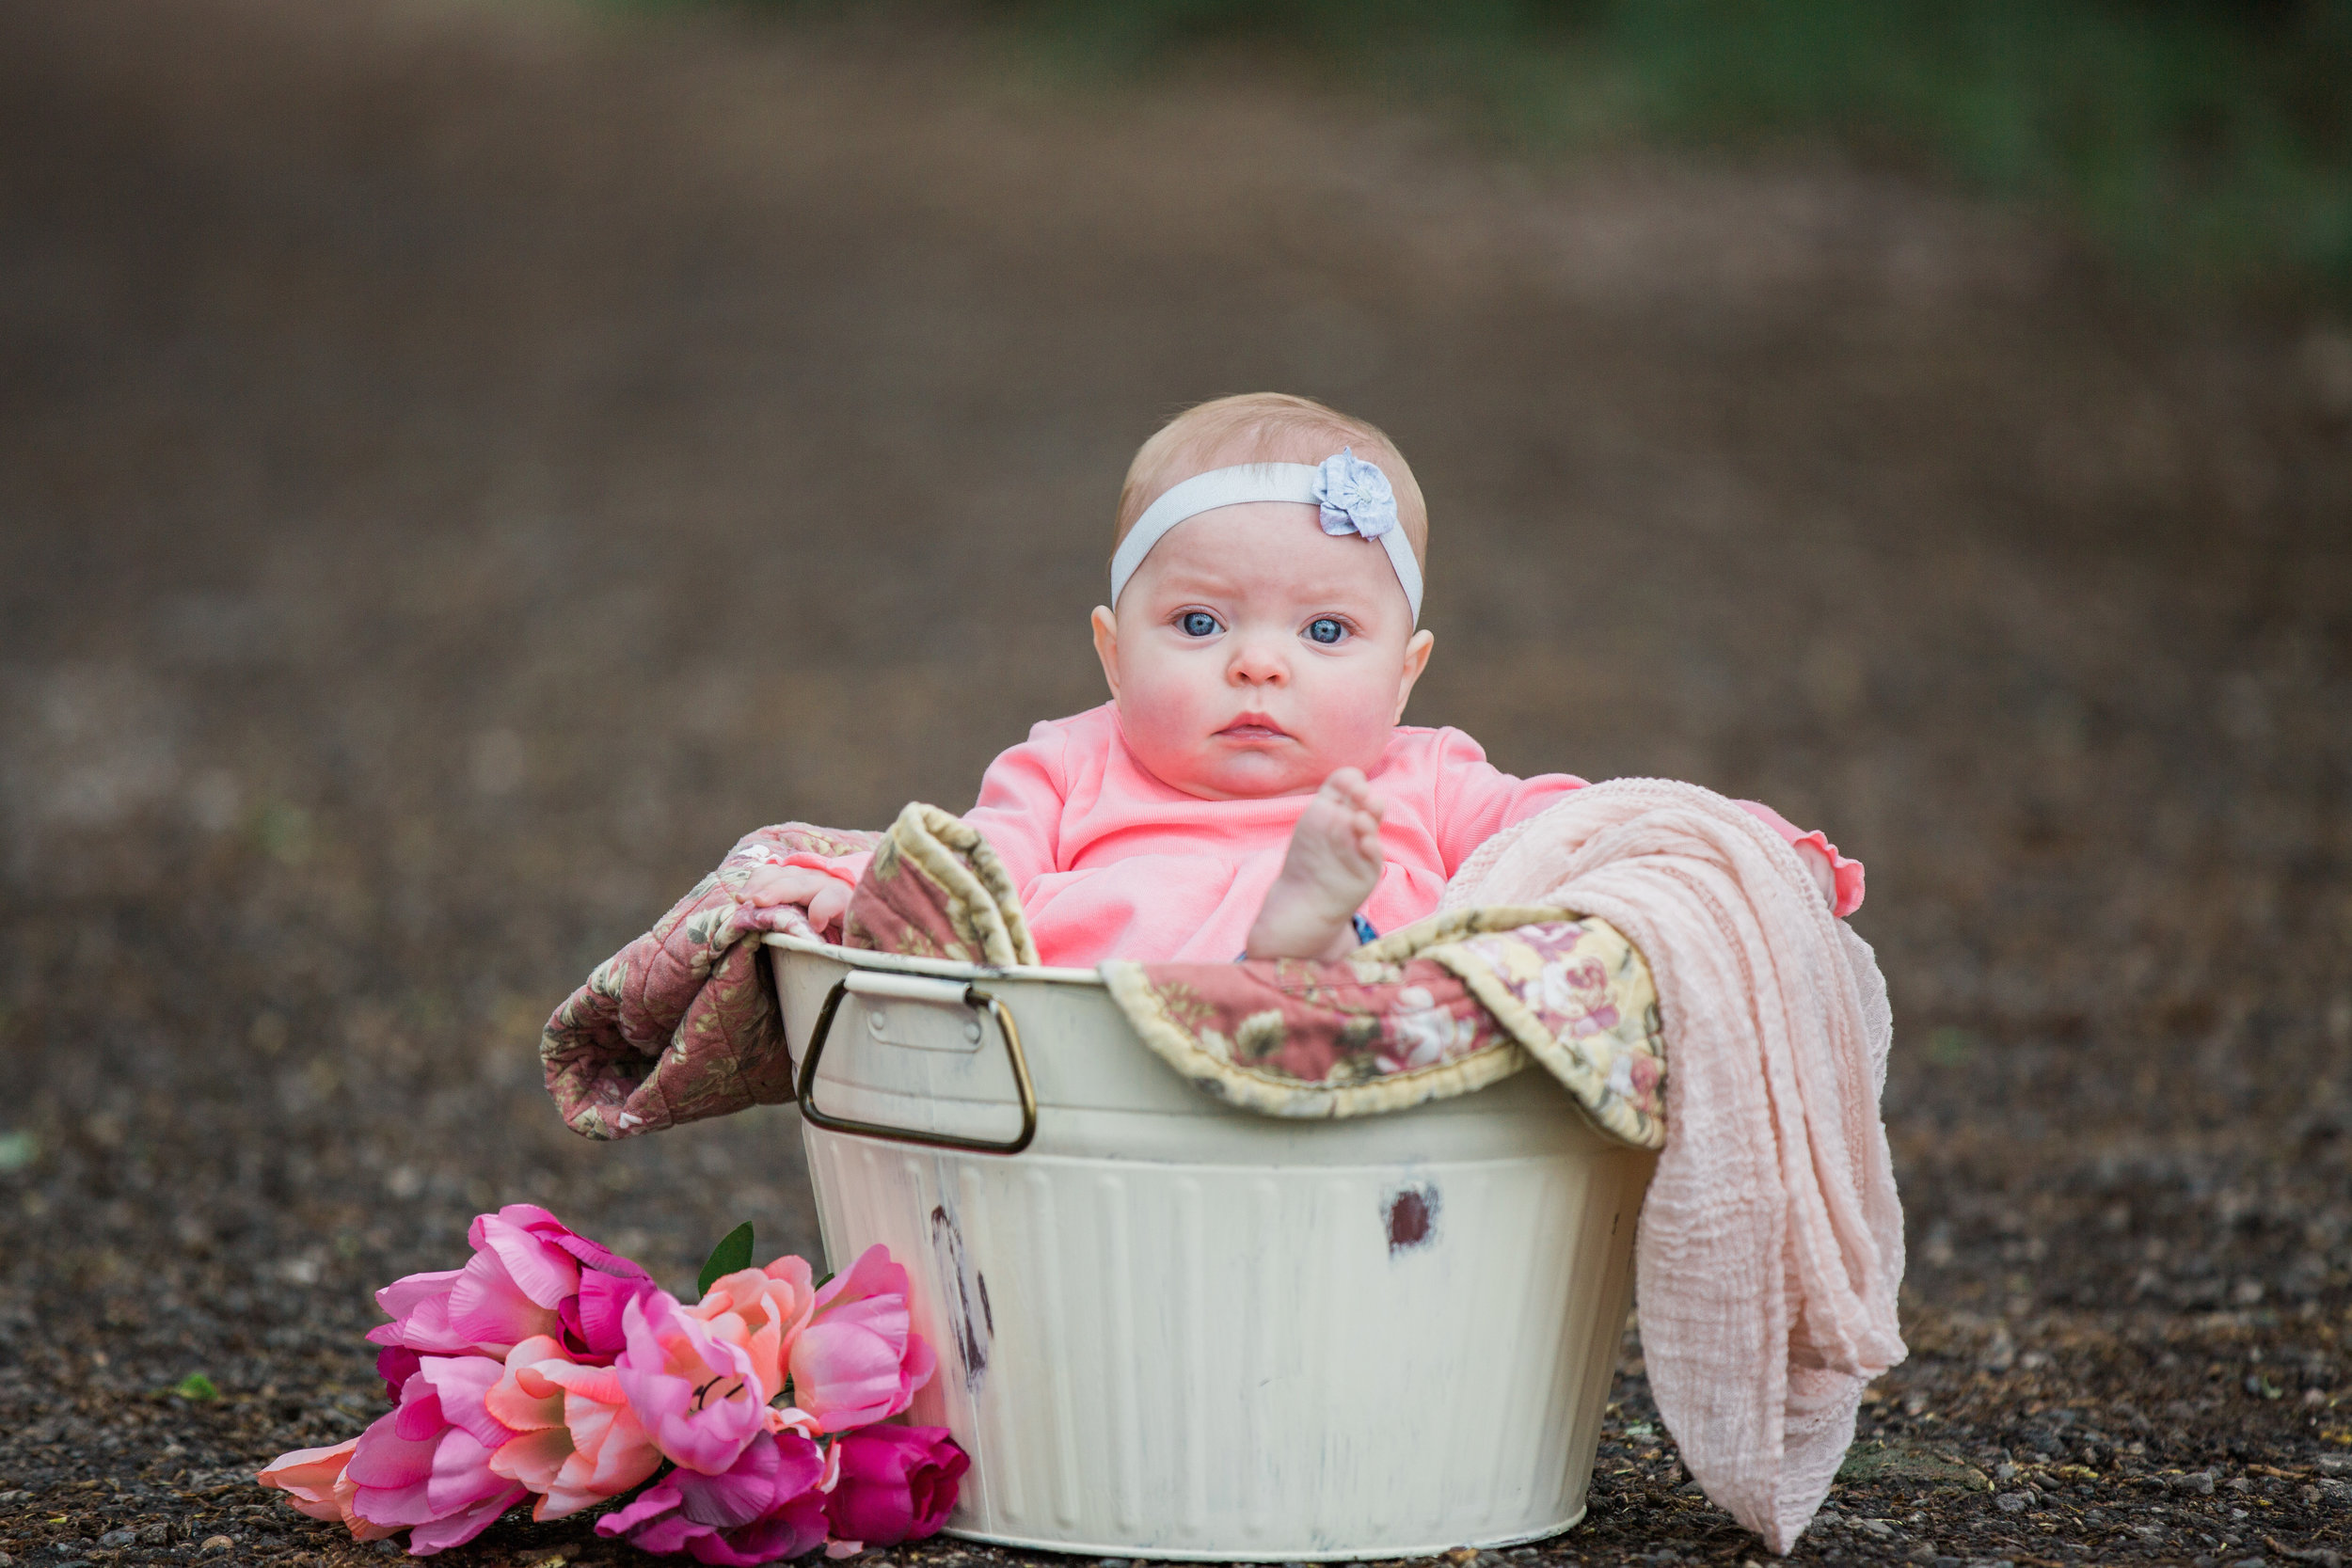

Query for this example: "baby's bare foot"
[1247,768,1386,961]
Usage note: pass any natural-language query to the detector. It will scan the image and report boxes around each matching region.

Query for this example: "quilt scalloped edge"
[1102,904,1666,1148]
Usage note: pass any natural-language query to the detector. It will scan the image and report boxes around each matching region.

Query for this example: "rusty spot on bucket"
[1386,1184,1438,1254]
[929,1204,990,1392]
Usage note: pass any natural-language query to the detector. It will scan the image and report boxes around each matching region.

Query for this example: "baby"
[744,393,1860,964]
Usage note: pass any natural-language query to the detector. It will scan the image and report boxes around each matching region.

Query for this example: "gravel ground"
[2,3,2348,1566]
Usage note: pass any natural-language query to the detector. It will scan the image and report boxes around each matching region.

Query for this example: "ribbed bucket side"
[803,1122,1650,1561]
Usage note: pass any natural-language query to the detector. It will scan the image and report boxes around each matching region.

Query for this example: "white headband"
[1108,447,1422,624]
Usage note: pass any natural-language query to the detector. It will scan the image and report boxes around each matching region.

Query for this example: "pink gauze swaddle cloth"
[1440,778,1905,1555]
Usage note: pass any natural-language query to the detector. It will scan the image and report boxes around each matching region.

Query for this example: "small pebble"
[96,1534,135,1550]
[1994,1491,2029,1513]
[199,1537,235,1556]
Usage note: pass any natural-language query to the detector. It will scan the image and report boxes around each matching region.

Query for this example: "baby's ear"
[1089,605,1121,698]
[1394,628,1435,721]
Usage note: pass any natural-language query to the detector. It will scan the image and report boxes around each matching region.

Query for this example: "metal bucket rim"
[762,930,1104,989]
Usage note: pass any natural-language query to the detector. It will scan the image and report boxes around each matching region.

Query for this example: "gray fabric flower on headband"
[1311,447,1399,541]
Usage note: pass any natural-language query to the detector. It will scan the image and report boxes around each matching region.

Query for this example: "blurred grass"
[642,0,2352,309]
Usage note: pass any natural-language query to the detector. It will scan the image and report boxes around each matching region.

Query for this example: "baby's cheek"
[1322,671,1411,767]
[1114,685,1213,783]
[1117,688,1192,755]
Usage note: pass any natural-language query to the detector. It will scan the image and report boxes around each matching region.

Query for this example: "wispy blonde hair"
[1115,393,1428,568]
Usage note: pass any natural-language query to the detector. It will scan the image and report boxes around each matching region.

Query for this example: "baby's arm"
[1729,800,1863,916]
[1430,733,1860,916]
[1246,768,1387,961]
[738,721,1072,946]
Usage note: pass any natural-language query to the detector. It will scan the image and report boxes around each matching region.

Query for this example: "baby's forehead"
[1135,504,1404,599]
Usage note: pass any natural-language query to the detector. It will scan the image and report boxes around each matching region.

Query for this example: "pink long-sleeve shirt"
[794,703,1863,966]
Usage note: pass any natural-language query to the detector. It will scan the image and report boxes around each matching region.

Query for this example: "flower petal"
[258,1439,358,1523]
[403,1481,527,1556]
[489,1427,575,1498]
[473,1212,582,1310]
[418,1356,512,1451]
[445,1250,563,1354]
[594,1475,685,1537]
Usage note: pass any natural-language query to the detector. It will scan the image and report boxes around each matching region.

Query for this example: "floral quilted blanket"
[543,803,1664,1149]
[1102,907,1661,1145]
[540,822,876,1139]
[541,805,1046,1139]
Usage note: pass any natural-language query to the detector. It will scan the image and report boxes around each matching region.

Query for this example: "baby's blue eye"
[1306,618,1346,645]
[1180,610,1221,638]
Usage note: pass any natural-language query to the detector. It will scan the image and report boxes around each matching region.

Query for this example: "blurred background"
[1,0,2347,1557]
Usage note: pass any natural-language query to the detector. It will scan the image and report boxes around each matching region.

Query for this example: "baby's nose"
[1227,637,1289,685]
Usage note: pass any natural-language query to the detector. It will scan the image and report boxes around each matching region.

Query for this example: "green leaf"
[173,1372,220,1402]
[697,1222,755,1298]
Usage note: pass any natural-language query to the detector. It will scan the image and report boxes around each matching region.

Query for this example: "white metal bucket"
[767,934,1656,1561]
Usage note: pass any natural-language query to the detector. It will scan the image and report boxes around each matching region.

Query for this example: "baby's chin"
[1148,740,1351,801]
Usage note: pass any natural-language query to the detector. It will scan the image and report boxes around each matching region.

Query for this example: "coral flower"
[688,1256,818,1405]
[786,1245,936,1433]
[483,1335,663,1520]
[614,1290,772,1475]
[258,1438,399,1542]
[595,1430,830,1567]
[368,1206,658,1367]
[824,1426,968,1547]
[343,1361,528,1555]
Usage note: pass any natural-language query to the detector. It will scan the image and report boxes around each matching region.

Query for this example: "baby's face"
[1091,502,1434,800]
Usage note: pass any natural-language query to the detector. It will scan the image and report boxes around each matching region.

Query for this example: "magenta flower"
[374,1344,424,1404]
[595,1430,830,1567]
[367,1205,656,1366]
[824,1426,967,1547]
[342,1360,528,1555]
[786,1245,937,1433]
[614,1290,772,1475]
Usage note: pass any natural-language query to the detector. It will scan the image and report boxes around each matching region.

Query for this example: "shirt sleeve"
[1429,729,1867,918]
[955,721,1070,894]
[1428,729,1590,875]
[1732,800,1867,917]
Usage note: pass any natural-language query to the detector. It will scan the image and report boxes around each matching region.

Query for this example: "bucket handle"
[795,971,1039,1155]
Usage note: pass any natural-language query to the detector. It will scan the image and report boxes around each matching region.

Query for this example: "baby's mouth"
[1216,715,1290,743]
